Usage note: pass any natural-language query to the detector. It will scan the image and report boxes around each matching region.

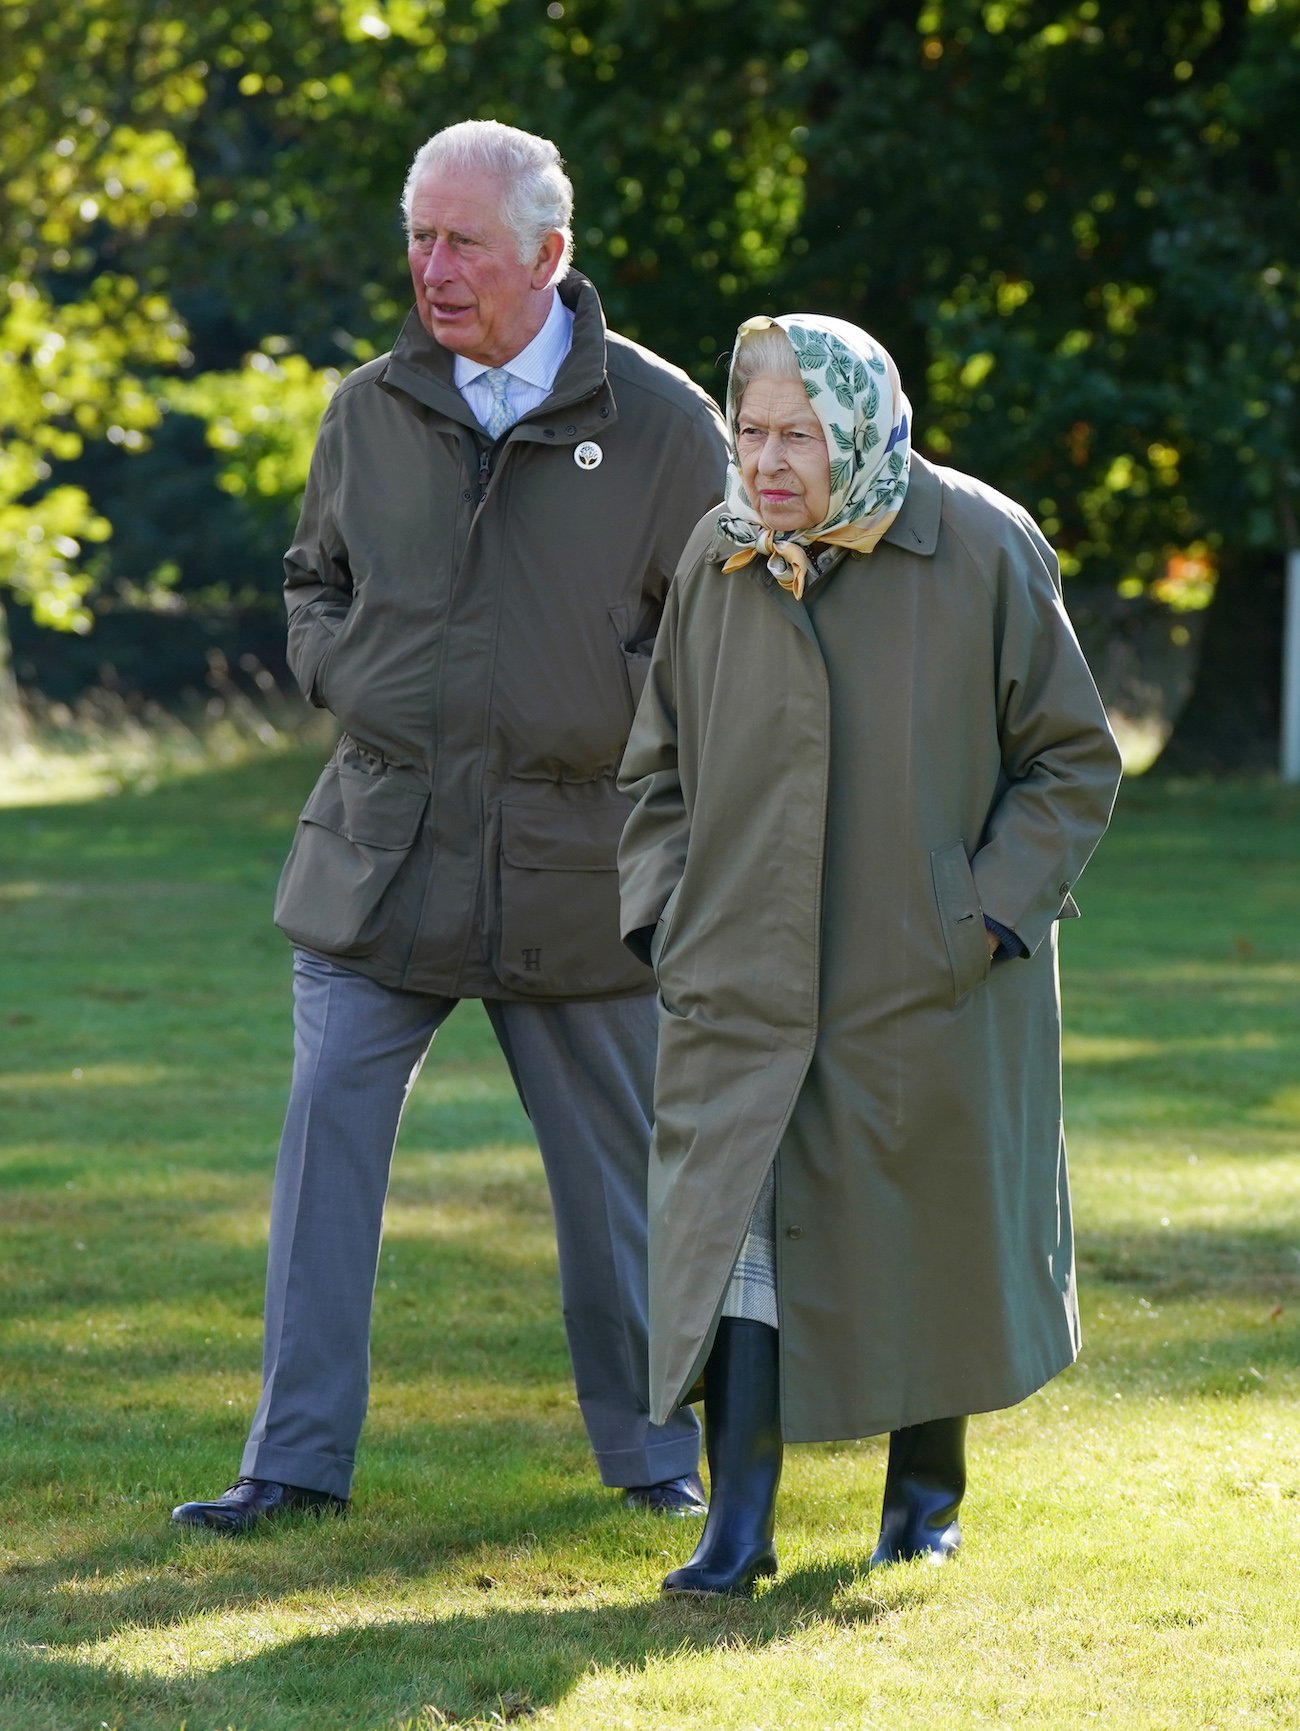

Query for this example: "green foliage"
[775,0,1300,589]
[166,347,341,528]
[0,276,187,628]
[3,0,1298,667]
[1,0,198,629]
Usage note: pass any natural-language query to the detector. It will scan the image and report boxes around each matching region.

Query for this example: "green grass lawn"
[1,751,1297,1730]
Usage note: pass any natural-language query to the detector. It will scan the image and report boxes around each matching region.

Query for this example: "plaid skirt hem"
[720,1162,777,1328]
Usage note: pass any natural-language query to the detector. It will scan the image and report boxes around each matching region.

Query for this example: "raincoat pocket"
[494,797,652,998]
[274,759,428,958]
[649,880,683,973]
[931,841,992,1007]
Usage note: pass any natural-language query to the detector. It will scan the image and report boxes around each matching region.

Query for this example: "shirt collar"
[452,289,575,392]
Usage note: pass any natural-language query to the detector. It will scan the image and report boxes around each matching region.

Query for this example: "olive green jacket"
[618,456,1123,1438]
[274,273,727,998]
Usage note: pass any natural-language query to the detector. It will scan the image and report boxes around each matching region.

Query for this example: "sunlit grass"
[0,684,334,809]
[1,753,1298,1729]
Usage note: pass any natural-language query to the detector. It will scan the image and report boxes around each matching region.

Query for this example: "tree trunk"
[1153,549,1283,774]
[1282,547,1300,782]
[0,598,31,754]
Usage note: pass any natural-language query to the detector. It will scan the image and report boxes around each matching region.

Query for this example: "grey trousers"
[240,950,701,1499]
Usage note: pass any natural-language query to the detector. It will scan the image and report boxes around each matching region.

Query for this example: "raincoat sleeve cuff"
[623,925,655,968]
[983,914,1027,959]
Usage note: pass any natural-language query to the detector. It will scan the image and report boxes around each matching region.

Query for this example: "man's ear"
[531,229,566,288]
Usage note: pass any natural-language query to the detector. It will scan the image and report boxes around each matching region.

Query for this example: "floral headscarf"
[719,313,912,600]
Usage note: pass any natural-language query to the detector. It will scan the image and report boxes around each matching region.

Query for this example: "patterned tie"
[482,367,515,440]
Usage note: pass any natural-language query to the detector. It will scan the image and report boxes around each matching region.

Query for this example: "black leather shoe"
[170,1477,347,1533]
[624,1470,707,1516]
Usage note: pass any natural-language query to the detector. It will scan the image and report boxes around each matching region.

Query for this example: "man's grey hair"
[728,324,802,422]
[402,119,574,281]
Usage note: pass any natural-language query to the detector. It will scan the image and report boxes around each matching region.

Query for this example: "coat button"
[1059,881,1070,895]
[785,1226,803,1240]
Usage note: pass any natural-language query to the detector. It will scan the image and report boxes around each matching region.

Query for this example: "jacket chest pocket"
[275,760,429,959]
[493,797,651,998]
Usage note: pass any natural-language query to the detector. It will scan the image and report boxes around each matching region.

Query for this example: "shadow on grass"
[1074,1222,1300,1393]
[1,1540,929,1729]
[5,1475,629,1620]
[1079,1226,1300,1297]
[0,1205,581,1397]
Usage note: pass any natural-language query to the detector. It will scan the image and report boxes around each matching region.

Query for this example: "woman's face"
[735,376,831,533]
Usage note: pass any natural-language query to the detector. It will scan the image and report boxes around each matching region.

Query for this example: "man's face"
[406,164,562,366]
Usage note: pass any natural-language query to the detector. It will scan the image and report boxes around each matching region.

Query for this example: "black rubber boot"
[662,1319,782,1597]
[869,1415,968,1566]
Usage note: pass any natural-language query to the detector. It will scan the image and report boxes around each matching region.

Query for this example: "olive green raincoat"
[618,455,1122,1439]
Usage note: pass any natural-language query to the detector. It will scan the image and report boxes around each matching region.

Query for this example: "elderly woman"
[617,313,1122,1596]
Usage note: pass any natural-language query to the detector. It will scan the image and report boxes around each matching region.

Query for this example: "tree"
[4,0,804,732]
[5,0,1297,769]
[1,0,199,738]
[773,0,1299,764]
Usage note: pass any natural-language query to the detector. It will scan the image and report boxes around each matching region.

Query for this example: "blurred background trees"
[3,0,1296,767]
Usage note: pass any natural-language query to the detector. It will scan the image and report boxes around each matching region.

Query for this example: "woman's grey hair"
[402,120,574,280]
[728,324,803,422]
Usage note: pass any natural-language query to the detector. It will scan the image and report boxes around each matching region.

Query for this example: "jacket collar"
[378,273,615,443]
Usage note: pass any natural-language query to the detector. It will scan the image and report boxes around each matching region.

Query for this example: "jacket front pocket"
[274,761,429,958]
[609,604,654,719]
[930,841,991,1007]
[494,798,652,998]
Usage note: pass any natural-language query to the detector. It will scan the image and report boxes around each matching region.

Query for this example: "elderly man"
[172,120,727,1532]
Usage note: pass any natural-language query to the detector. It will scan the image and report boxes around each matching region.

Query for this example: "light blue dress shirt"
[454,290,576,433]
